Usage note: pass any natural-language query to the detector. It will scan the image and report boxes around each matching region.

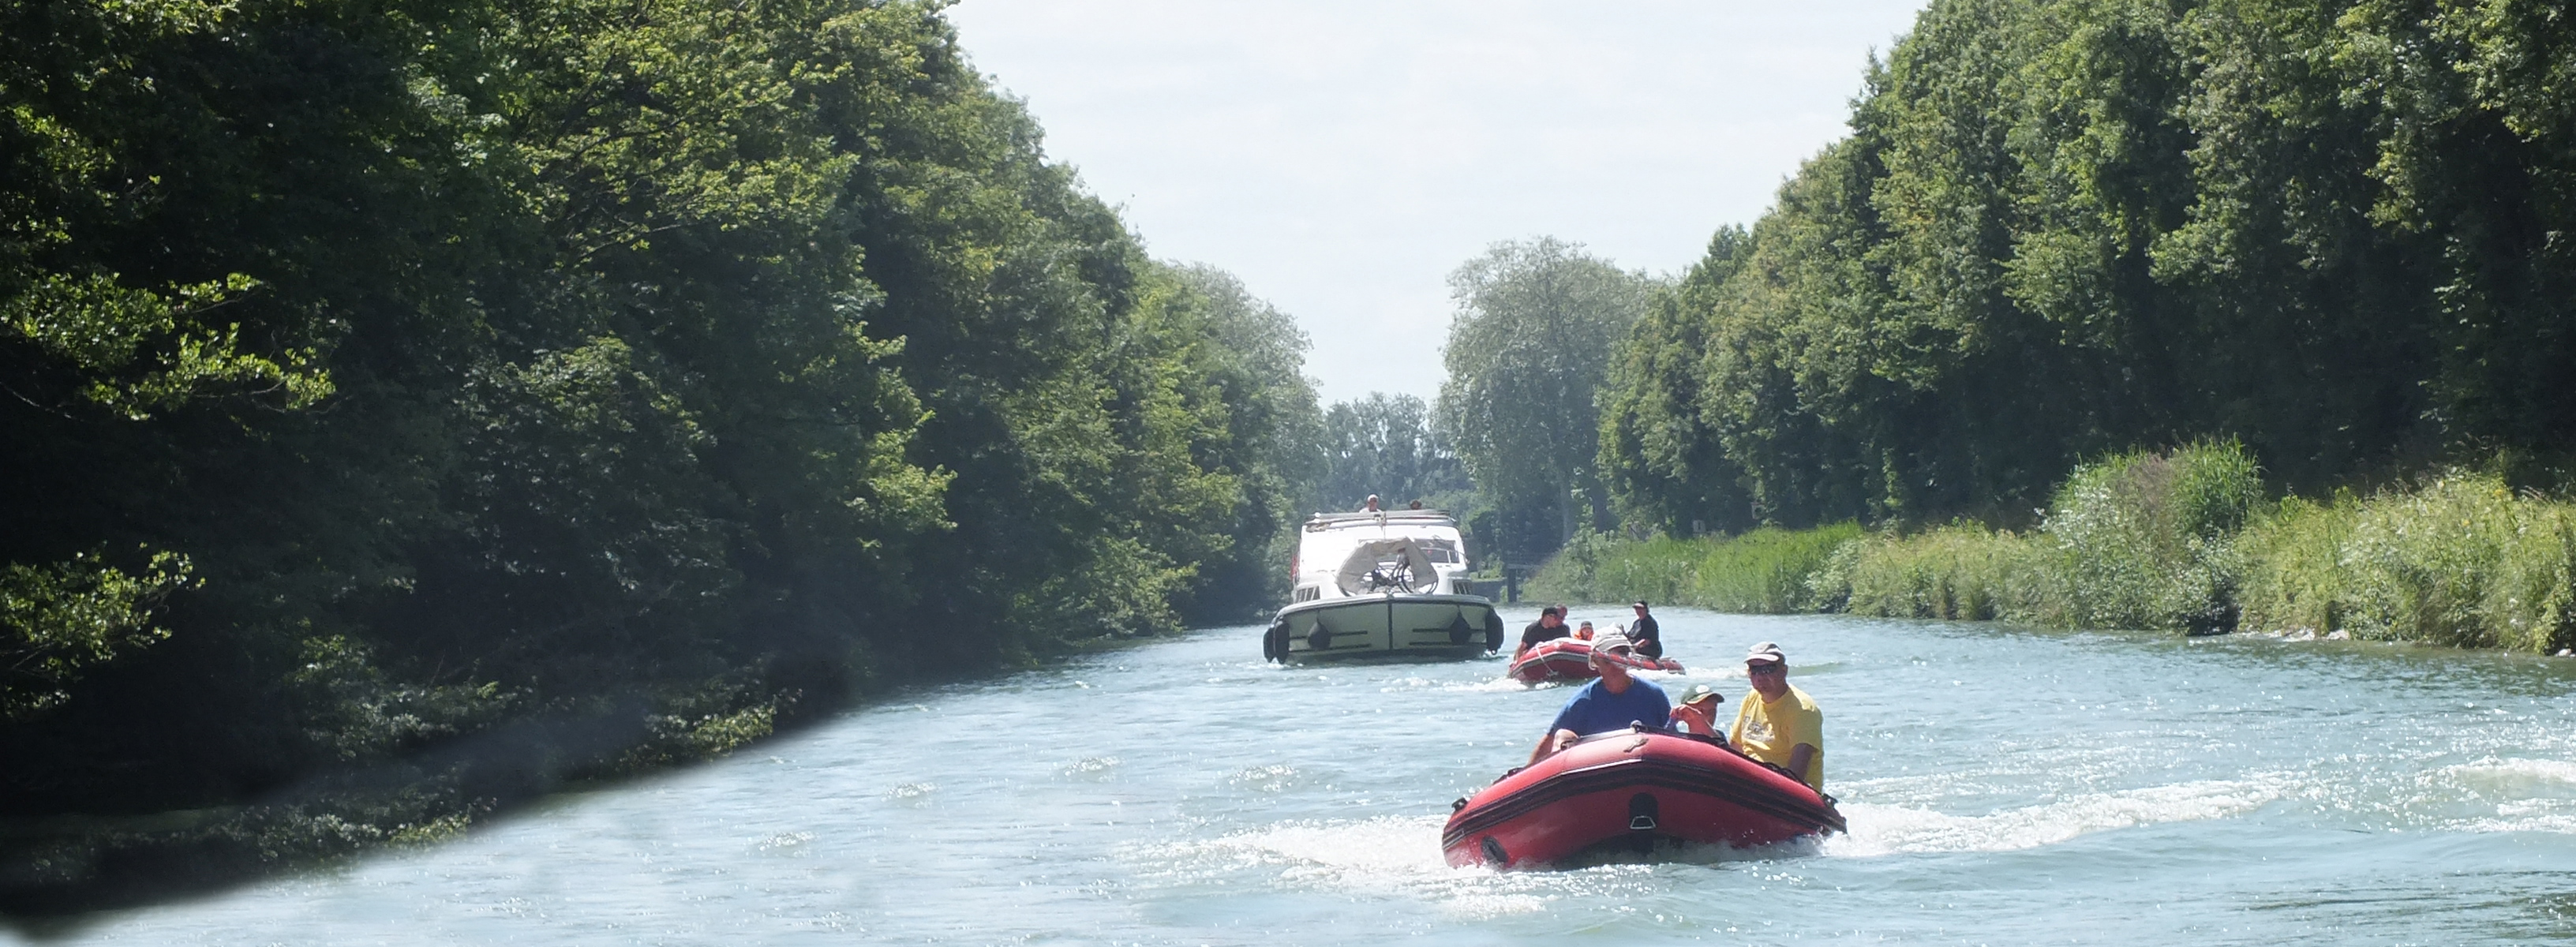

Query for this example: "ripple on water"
[1453,676,1534,693]
[751,831,814,855]
[1125,815,1560,920]
[2448,756,2576,792]
[1125,814,1838,924]
[36,614,2576,946]
[2439,757,2576,833]
[1223,764,1318,793]
[1829,777,2289,855]
[1060,756,1121,780]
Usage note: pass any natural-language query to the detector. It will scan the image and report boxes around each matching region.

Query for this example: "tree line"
[1425,0,2574,579]
[1318,238,1657,572]
[1595,0,2576,537]
[0,0,1319,867]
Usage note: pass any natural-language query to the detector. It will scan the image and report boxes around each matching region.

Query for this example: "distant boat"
[1508,637,1683,683]
[1263,508,1503,662]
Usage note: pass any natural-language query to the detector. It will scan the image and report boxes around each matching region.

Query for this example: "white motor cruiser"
[1262,508,1503,662]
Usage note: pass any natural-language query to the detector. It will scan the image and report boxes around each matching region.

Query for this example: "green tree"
[0,0,1322,852]
[1436,238,1655,561]
[1598,226,1756,537]
[1601,0,2576,539]
[1314,393,1472,514]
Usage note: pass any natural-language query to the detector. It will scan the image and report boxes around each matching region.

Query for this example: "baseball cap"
[1744,641,1786,665]
[1591,632,1634,656]
[1676,683,1724,706]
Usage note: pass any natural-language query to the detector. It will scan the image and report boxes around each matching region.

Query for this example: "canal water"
[16,608,2576,945]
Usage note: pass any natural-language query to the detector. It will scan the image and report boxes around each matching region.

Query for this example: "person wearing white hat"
[1731,641,1824,790]
[1526,633,1670,765]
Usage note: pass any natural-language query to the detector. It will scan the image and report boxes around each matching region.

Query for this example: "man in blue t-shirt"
[1526,633,1672,765]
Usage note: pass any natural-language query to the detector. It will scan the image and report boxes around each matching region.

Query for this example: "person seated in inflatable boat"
[1667,682,1727,738]
[1526,633,1671,765]
[1627,601,1663,658]
[1514,606,1571,658]
[1732,641,1824,791]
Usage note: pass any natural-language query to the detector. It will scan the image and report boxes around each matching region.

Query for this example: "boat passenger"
[1527,634,1672,765]
[1574,620,1595,641]
[1406,500,1424,509]
[1731,642,1824,791]
[1667,682,1726,737]
[1627,601,1663,658]
[1514,606,1570,657]
[1361,494,1382,512]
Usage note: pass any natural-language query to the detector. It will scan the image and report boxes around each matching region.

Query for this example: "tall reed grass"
[1528,522,1863,613]
[1819,441,2259,633]
[2236,474,2576,652]
[1818,523,2034,621]
[1530,441,2576,654]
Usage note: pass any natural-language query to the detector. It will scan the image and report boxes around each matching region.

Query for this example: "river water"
[16,608,2576,945]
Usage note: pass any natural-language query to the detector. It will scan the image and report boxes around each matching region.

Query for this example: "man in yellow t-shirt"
[1730,641,1824,791]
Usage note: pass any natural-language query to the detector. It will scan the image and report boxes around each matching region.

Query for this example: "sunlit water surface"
[16,609,2576,945]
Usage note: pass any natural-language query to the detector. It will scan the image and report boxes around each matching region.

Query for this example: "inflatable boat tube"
[1442,728,1842,869]
[1507,638,1682,683]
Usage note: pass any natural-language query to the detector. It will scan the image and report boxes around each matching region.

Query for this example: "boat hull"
[1508,638,1683,683]
[1441,729,1842,869]
[1266,594,1503,662]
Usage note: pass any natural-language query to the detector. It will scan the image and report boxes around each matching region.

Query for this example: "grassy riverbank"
[1534,443,2576,655]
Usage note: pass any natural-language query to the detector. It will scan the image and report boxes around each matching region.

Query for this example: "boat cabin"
[1290,509,1475,602]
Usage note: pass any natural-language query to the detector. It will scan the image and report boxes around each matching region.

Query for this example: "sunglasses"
[1747,664,1784,675]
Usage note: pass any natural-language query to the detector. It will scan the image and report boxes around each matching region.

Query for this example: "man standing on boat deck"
[1627,601,1663,658]
[1527,634,1671,765]
[1731,642,1824,791]
[1514,606,1571,657]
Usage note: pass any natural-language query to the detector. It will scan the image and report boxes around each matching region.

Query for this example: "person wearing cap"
[1668,683,1726,737]
[1527,633,1672,765]
[1514,606,1571,657]
[1730,642,1823,790]
[1627,601,1663,658]
[1574,619,1595,641]
[1361,494,1382,512]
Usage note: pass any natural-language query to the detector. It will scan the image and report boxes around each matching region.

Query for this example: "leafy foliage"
[1528,522,1863,614]
[1563,444,2576,654]
[1311,393,1471,515]
[2237,474,2576,653]
[1,549,193,720]
[1437,238,1656,563]
[1817,441,2263,633]
[0,0,1321,893]
[1599,0,2576,531]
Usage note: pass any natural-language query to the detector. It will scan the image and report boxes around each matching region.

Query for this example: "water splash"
[1829,777,2287,855]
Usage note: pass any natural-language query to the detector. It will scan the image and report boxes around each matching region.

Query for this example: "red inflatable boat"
[1442,728,1843,868]
[1508,638,1683,683]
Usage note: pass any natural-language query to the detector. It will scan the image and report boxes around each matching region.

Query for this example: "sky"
[942,1,1931,406]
